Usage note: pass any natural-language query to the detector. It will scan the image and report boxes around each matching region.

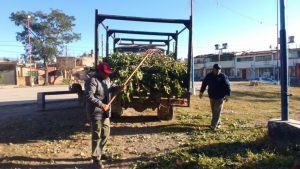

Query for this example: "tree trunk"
[44,59,49,86]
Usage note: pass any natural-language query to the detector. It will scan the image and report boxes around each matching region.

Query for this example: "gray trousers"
[209,98,224,128]
[91,118,110,161]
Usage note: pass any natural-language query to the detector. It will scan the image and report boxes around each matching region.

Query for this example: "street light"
[27,15,33,86]
[215,43,228,65]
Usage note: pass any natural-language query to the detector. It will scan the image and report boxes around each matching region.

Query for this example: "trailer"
[93,10,193,120]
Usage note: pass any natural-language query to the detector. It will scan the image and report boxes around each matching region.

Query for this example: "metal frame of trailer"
[94,10,193,107]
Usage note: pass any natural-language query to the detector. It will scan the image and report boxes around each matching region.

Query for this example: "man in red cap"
[85,62,123,168]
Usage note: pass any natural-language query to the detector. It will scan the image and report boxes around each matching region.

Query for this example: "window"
[255,55,272,62]
[195,58,205,64]
[221,54,234,61]
[237,57,253,62]
[289,67,296,77]
[273,53,279,60]
[206,55,219,62]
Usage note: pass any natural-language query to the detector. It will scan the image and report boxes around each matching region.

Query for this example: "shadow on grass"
[0,156,143,169]
[0,102,89,144]
[135,136,300,169]
[0,156,91,169]
[231,90,280,99]
[111,115,159,123]
[111,122,208,136]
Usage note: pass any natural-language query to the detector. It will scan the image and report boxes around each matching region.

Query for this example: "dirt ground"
[0,100,192,169]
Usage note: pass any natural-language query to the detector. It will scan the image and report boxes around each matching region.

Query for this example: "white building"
[194,48,300,82]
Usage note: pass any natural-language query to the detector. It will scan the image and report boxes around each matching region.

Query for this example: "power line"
[0,50,23,54]
[0,41,18,43]
[214,0,275,26]
[0,44,23,47]
[67,45,93,49]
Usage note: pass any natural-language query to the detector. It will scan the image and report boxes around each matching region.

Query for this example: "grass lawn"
[0,83,299,169]
[135,83,300,169]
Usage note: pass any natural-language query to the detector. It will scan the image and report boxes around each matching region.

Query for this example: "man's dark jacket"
[200,72,231,99]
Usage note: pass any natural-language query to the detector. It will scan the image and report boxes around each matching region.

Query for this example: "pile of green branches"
[105,52,188,104]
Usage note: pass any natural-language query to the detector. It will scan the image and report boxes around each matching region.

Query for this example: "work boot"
[93,159,103,169]
[210,122,222,130]
[101,154,111,160]
[209,124,221,130]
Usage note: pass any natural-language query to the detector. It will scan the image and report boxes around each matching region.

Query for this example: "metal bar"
[178,27,187,35]
[167,36,170,55]
[95,9,99,67]
[168,27,187,42]
[108,29,176,37]
[113,33,116,53]
[174,31,178,59]
[101,23,108,30]
[117,43,166,46]
[187,15,193,105]
[114,38,169,43]
[276,0,280,81]
[106,26,109,57]
[190,17,195,95]
[97,14,190,25]
[279,0,289,121]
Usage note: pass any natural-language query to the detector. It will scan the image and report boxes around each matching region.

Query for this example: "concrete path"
[0,85,79,106]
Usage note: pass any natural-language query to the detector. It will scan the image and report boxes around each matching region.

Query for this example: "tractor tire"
[157,103,173,121]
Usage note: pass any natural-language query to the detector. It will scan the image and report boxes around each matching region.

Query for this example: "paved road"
[0,85,79,106]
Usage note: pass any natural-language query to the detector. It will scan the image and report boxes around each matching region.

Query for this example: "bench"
[37,90,84,111]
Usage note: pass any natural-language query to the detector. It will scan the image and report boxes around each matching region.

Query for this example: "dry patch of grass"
[136,83,300,169]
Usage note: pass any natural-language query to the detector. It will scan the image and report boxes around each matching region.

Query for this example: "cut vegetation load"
[104,52,188,120]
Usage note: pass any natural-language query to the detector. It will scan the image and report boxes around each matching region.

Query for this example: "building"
[194,53,236,80]
[0,61,42,86]
[56,55,94,81]
[0,61,17,85]
[194,48,300,82]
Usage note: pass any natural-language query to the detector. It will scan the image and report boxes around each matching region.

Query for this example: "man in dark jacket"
[199,64,231,130]
[85,62,123,169]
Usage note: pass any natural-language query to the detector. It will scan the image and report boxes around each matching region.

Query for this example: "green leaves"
[105,52,188,105]
[11,9,81,58]
[10,9,81,85]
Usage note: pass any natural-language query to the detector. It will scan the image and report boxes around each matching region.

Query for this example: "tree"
[10,9,80,85]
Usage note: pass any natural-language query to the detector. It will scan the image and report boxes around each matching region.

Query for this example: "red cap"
[96,62,113,75]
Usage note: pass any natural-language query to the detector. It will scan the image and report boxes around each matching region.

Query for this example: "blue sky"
[0,0,299,60]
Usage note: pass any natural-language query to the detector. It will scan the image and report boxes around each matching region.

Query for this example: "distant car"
[258,77,279,85]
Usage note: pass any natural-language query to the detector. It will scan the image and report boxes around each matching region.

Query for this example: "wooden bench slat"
[37,90,84,111]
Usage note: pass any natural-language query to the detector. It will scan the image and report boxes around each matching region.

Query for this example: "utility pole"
[190,0,195,95]
[65,45,68,56]
[279,0,289,121]
[190,0,193,16]
[27,15,33,86]
[173,42,175,53]
[215,43,228,65]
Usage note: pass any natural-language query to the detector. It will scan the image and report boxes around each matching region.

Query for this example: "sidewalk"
[0,85,79,106]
